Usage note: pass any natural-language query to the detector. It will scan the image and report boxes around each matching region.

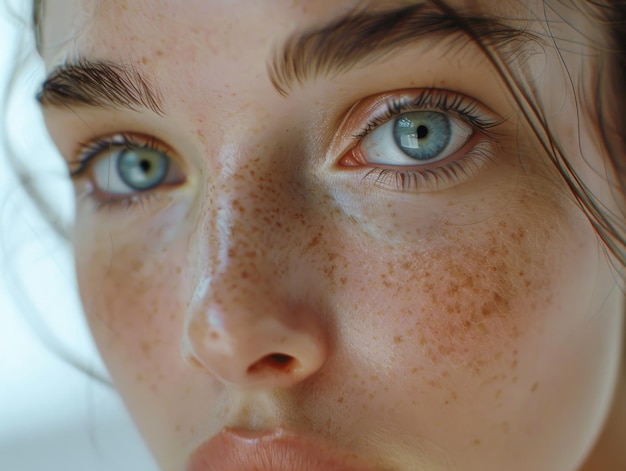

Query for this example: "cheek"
[72,207,198,440]
[76,245,181,369]
[307,172,605,452]
[327,185,571,369]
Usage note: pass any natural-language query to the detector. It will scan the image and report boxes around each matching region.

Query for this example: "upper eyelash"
[70,90,498,206]
[354,89,503,139]
[70,133,168,177]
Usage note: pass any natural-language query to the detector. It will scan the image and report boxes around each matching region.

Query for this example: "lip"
[186,427,387,471]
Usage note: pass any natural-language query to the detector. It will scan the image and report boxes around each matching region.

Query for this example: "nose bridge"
[188,146,283,287]
[213,151,287,272]
[181,152,328,388]
[191,155,287,331]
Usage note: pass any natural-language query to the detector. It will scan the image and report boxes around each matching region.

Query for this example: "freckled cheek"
[329,209,570,382]
[74,226,188,390]
[340,250,521,369]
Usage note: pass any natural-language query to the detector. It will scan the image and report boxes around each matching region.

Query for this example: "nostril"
[247,353,298,375]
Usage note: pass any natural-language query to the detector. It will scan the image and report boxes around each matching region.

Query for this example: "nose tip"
[181,293,328,389]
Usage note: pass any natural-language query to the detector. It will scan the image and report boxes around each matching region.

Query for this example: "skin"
[38,0,625,470]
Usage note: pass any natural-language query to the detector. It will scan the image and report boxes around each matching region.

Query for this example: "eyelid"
[355,89,502,139]
[333,88,504,193]
[330,88,499,164]
[69,132,187,209]
[349,121,481,170]
[71,132,175,177]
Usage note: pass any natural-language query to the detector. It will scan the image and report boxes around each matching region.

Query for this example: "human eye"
[71,133,186,209]
[338,89,502,192]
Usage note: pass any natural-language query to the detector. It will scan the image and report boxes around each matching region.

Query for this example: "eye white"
[91,147,169,195]
[361,111,473,166]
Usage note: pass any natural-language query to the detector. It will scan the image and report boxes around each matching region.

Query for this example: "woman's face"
[40,0,624,470]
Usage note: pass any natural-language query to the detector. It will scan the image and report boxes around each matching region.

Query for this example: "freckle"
[472,439,482,446]
[136,373,144,382]
[531,382,539,392]
[394,335,403,344]
[141,341,152,356]
[495,389,502,399]
[337,397,344,403]
[428,379,441,388]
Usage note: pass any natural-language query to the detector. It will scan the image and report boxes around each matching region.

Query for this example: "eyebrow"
[37,1,537,112]
[268,1,538,96]
[38,58,164,115]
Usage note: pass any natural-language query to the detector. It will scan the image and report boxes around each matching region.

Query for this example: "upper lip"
[186,427,389,471]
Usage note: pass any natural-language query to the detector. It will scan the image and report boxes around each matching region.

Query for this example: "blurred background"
[0,1,158,469]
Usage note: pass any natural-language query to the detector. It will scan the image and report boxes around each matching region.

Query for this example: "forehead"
[39,0,529,65]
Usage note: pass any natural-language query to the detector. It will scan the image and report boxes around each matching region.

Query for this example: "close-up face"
[37,0,625,470]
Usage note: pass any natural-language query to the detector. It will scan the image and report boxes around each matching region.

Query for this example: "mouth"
[186,427,387,471]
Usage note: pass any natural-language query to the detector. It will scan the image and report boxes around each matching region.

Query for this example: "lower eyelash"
[77,186,162,213]
[361,140,497,193]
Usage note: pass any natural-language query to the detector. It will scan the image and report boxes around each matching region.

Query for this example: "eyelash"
[71,133,167,176]
[71,133,175,211]
[357,89,500,138]
[348,89,502,192]
[71,89,500,210]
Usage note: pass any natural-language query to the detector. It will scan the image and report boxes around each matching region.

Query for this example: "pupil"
[416,125,429,139]
[140,159,152,173]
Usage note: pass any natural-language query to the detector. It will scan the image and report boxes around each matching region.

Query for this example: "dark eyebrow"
[37,58,164,115]
[268,1,539,96]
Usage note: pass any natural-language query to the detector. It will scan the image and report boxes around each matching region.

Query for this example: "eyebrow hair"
[37,2,537,112]
[38,59,165,115]
[268,1,539,96]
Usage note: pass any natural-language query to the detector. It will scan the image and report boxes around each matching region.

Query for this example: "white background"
[0,1,158,469]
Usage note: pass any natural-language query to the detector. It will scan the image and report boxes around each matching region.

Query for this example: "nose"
[181,180,328,389]
[182,278,328,388]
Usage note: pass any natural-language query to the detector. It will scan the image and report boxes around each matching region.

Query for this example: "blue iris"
[117,148,170,190]
[392,111,451,161]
